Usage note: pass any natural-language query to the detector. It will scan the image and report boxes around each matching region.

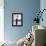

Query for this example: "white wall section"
[0,0,4,42]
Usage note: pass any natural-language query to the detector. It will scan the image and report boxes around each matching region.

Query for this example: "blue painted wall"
[40,0,46,27]
[4,0,40,42]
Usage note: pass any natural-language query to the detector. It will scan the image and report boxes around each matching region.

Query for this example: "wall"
[40,0,46,27]
[0,0,4,42]
[4,0,40,42]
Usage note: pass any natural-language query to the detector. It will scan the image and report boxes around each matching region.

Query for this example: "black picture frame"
[12,13,23,27]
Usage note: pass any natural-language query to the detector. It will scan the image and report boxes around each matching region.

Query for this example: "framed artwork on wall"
[12,13,23,27]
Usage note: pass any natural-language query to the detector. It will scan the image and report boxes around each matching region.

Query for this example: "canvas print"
[12,13,23,26]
